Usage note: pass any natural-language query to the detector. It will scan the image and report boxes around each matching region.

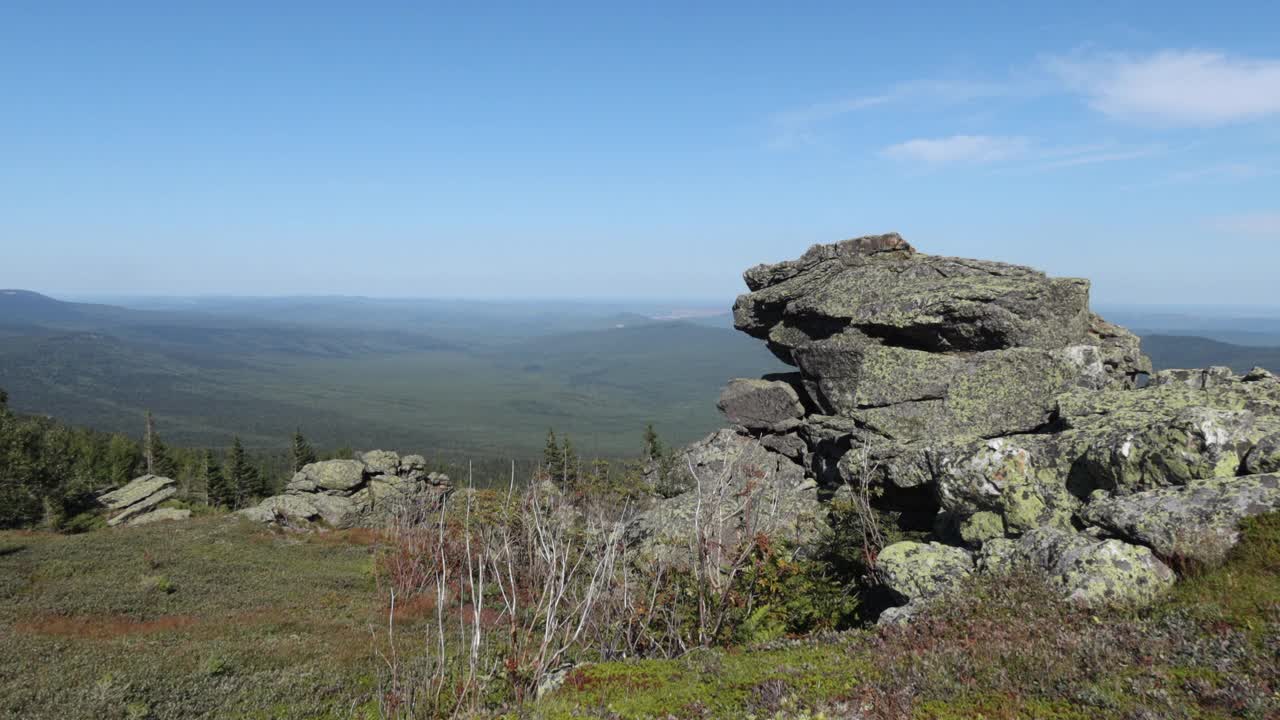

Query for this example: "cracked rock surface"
[644,233,1280,620]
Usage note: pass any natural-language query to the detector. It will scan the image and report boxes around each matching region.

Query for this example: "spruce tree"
[560,436,579,487]
[144,410,156,475]
[542,429,563,479]
[291,428,317,472]
[228,436,261,508]
[642,423,665,461]
[202,449,227,507]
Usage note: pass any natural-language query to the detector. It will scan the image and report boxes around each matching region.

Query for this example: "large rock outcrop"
[649,233,1279,621]
[98,475,190,527]
[238,450,451,528]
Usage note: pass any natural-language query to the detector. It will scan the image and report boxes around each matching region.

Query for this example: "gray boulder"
[978,528,1175,607]
[359,450,401,477]
[99,475,179,527]
[299,460,367,493]
[717,378,805,431]
[99,475,174,511]
[1082,474,1280,565]
[628,430,823,566]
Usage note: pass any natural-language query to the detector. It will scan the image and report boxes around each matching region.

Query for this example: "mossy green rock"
[980,527,1175,607]
[877,541,974,603]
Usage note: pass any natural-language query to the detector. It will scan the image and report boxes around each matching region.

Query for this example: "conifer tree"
[291,428,317,473]
[228,436,261,508]
[202,449,227,507]
[542,429,563,479]
[144,410,156,475]
[560,436,579,487]
[643,423,665,461]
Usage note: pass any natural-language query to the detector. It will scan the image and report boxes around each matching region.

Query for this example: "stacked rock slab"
[98,474,190,526]
[660,232,1280,621]
[238,450,451,528]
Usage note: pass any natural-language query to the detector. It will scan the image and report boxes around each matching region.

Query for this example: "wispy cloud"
[1037,144,1163,169]
[882,135,1031,165]
[1047,50,1280,126]
[768,80,1014,148]
[1210,212,1280,237]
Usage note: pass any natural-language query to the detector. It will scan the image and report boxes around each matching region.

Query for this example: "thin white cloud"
[1211,212,1280,237]
[882,135,1031,165]
[1048,50,1280,126]
[768,80,1014,148]
[1037,144,1164,169]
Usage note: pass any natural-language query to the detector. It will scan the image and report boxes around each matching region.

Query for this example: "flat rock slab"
[107,486,177,526]
[99,475,176,511]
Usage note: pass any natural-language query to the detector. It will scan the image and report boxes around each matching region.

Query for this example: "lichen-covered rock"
[99,475,175,511]
[359,450,401,477]
[238,494,321,524]
[932,438,1076,535]
[958,511,1005,547]
[243,450,451,528]
[985,528,1175,607]
[759,432,809,464]
[876,541,974,604]
[299,460,367,492]
[1082,473,1280,565]
[717,378,805,431]
[627,430,823,565]
[100,475,178,527]
[1243,433,1280,474]
[1151,366,1237,390]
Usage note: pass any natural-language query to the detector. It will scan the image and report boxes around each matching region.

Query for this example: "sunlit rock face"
[645,232,1280,620]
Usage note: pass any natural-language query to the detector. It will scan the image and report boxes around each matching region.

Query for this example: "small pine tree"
[560,436,579,487]
[0,387,8,408]
[228,436,261,508]
[202,449,227,507]
[144,410,156,475]
[542,429,563,479]
[152,434,178,479]
[642,423,665,461]
[291,428,317,473]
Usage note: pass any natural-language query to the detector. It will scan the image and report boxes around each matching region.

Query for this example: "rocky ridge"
[644,233,1280,621]
[238,450,451,527]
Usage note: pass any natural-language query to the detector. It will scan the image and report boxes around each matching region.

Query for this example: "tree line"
[0,387,326,530]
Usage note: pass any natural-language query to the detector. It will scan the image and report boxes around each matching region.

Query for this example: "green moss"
[536,643,874,719]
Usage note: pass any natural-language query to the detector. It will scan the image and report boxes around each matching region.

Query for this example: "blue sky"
[2,2,1278,304]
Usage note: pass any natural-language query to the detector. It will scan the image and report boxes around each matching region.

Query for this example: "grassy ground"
[3,514,1276,719]
[0,517,385,719]
[532,513,1280,720]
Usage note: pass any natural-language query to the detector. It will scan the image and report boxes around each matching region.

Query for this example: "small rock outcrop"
[98,475,188,527]
[238,450,451,528]
[645,233,1280,621]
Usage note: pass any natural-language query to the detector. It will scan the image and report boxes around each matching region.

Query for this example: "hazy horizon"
[4,4,1279,304]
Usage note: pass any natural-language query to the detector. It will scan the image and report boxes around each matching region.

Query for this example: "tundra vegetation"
[3,236,1280,718]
